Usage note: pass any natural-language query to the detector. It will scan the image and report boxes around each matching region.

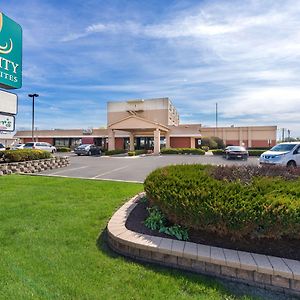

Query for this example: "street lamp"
[28,93,39,142]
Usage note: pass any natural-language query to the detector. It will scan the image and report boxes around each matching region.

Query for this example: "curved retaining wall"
[107,193,300,297]
[0,156,70,175]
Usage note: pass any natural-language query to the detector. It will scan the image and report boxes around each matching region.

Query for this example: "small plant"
[128,151,135,156]
[159,225,189,241]
[144,206,189,241]
[139,195,148,204]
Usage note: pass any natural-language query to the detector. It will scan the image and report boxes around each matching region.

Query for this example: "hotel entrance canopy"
[108,115,169,154]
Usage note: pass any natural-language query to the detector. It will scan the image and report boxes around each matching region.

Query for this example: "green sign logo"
[0,13,22,89]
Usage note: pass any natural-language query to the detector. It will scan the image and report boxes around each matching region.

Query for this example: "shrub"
[0,151,4,159]
[211,149,224,155]
[161,148,179,154]
[144,164,300,241]
[248,149,266,156]
[161,148,205,155]
[200,137,218,149]
[3,149,52,162]
[201,146,209,152]
[104,149,127,155]
[211,137,225,149]
[210,165,300,184]
[128,151,135,156]
[135,149,147,155]
[56,147,71,152]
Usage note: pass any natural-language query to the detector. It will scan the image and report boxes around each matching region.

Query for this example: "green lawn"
[0,175,255,300]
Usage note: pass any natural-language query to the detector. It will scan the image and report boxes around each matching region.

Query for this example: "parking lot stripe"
[91,166,129,179]
[27,174,143,184]
[50,166,89,175]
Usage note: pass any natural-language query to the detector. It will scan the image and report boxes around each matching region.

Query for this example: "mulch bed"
[126,201,300,261]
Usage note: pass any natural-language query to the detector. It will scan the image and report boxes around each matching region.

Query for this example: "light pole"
[28,93,39,142]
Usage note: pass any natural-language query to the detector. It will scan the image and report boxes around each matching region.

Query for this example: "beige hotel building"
[15,98,277,154]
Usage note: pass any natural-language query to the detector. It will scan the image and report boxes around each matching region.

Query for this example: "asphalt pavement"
[38,153,259,183]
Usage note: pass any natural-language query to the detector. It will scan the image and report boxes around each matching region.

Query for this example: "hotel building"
[14,97,277,154]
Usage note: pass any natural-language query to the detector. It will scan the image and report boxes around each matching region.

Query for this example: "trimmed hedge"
[211,149,224,155]
[248,149,266,156]
[3,149,52,162]
[128,149,148,156]
[144,164,300,241]
[56,147,71,152]
[161,148,205,155]
[104,149,127,156]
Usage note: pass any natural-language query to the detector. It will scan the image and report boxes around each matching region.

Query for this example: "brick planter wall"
[0,156,70,176]
[107,193,300,297]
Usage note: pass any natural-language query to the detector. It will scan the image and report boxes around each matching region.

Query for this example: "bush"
[211,149,224,155]
[144,164,300,241]
[211,137,225,149]
[161,148,205,155]
[104,149,127,156]
[128,151,135,156]
[200,137,218,149]
[248,149,266,156]
[56,147,71,152]
[135,149,147,155]
[3,149,52,162]
[201,146,209,152]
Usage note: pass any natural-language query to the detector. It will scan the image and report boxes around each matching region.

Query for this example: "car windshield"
[270,144,297,152]
[0,143,4,148]
[227,146,246,151]
[78,144,90,148]
[24,143,34,147]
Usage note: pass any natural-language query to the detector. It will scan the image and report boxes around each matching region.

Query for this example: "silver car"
[23,142,57,153]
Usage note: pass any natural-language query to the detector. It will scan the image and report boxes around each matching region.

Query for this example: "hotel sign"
[0,114,15,131]
[0,12,22,89]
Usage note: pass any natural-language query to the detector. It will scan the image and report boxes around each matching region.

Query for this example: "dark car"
[74,144,101,156]
[224,146,249,160]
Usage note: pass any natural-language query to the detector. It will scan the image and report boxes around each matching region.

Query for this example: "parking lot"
[38,153,259,183]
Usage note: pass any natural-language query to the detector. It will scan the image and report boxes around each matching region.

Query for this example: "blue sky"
[1,0,300,137]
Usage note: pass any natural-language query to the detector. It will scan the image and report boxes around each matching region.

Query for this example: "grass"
[0,175,256,300]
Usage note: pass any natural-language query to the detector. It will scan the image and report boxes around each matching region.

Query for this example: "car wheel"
[287,160,297,168]
[88,150,92,156]
[225,154,229,160]
[52,150,55,154]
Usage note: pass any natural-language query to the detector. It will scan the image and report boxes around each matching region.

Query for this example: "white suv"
[259,142,300,167]
[23,142,57,153]
[0,143,5,151]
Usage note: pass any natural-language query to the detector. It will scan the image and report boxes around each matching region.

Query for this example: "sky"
[1,0,300,137]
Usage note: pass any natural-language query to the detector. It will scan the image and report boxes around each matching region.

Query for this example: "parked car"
[0,143,5,151]
[224,146,249,160]
[259,142,300,167]
[11,143,25,150]
[74,144,101,156]
[23,142,57,153]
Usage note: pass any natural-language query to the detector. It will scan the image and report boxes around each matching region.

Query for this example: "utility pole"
[216,102,218,128]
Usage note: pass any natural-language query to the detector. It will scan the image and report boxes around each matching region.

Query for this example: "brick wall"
[170,137,191,148]
[115,138,124,150]
[82,137,94,144]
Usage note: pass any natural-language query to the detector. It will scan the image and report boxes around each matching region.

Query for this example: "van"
[259,142,300,167]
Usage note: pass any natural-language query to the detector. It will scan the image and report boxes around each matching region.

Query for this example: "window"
[55,138,70,147]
